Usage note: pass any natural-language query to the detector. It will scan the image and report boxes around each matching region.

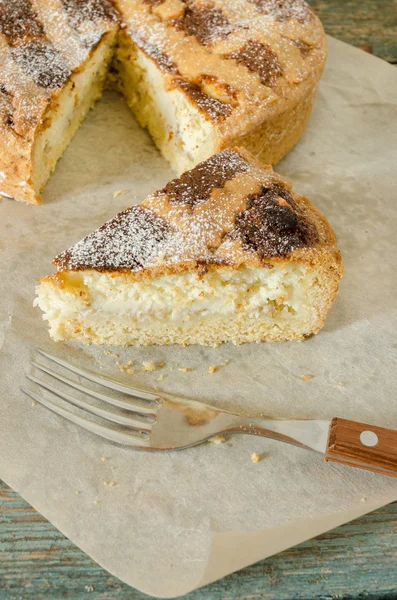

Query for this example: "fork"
[21,350,397,478]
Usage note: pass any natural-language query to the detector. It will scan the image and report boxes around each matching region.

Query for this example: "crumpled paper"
[1,36,397,598]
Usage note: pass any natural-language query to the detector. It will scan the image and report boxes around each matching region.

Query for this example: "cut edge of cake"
[0,0,326,203]
[34,147,343,347]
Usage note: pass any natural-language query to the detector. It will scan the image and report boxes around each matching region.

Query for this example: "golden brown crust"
[49,147,342,284]
[0,0,118,203]
[0,0,326,203]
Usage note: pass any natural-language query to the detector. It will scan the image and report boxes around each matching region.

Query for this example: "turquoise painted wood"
[1,481,397,599]
[1,2,397,598]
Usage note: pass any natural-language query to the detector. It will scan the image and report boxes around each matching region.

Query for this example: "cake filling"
[35,263,320,345]
[32,30,117,194]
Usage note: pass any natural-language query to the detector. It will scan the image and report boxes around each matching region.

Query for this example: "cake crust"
[36,148,342,346]
[50,147,341,280]
[1,0,326,202]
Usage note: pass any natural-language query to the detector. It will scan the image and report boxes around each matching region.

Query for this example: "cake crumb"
[31,401,37,407]
[158,374,164,381]
[108,481,116,487]
[127,368,135,374]
[338,381,345,386]
[251,452,260,463]
[75,491,80,495]
[220,360,230,367]
[179,367,192,372]
[93,500,99,504]
[113,189,129,198]
[104,350,119,358]
[360,497,367,503]
[210,435,225,444]
[301,374,312,381]
[142,361,156,372]
[100,457,108,462]
[158,362,165,367]
[208,365,217,374]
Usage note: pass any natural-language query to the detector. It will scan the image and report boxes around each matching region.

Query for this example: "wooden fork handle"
[325,418,397,477]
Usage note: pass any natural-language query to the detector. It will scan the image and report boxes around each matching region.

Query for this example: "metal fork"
[21,350,397,477]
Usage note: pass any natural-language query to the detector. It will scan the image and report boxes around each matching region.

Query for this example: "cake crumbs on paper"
[158,362,165,367]
[251,452,260,463]
[126,368,135,374]
[210,435,226,444]
[179,367,192,372]
[31,401,36,407]
[208,365,217,374]
[158,374,164,381]
[301,375,312,381]
[360,497,367,503]
[104,350,118,358]
[142,361,156,372]
[338,381,345,386]
[113,189,130,198]
[104,481,116,487]
[219,360,230,367]
[100,457,108,462]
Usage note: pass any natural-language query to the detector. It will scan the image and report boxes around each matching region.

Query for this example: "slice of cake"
[0,0,118,204]
[35,148,343,346]
[112,0,326,173]
[1,0,326,203]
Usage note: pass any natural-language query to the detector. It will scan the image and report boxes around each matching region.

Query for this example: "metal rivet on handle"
[360,430,379,447]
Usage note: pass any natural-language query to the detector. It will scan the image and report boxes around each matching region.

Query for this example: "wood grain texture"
[1,2,397,599]
[325,418,397,477]
[307,0,397,64]
[1,480,397,599]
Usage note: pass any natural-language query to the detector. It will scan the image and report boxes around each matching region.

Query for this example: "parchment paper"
[1,37,397,598]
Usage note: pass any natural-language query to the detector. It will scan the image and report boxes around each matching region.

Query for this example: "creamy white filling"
[35,264,315,340]
[115,38,216,173]
[32,32,116,193]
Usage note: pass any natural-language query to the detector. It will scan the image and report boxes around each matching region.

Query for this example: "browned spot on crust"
[248,0,313,23]
[60,0,118,28]
[293,39,312,57]
[172,3,232,45]
[11,40,71,89]
[159,149,251,206]
[0,84,14,127]
[174,78,232,120]
[53,206,173,272]
[230,184,318,258]
[200,74,238,104]
[227,40,282,88]
[142,0,165,5]
[132,32,179,74]
[0,0,44,46]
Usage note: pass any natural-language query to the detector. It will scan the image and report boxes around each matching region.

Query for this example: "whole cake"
[0,0,326,204]
[35,148,343,346]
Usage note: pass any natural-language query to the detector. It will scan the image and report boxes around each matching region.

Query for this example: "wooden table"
[1,2,397,598]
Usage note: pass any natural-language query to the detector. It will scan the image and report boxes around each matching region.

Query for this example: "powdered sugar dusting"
[248,0,313,23]
[53,150,318,273]
[53,206,174,271]
[160,149,252,206]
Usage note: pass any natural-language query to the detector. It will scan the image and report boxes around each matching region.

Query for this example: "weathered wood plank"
[307,0,397,63]
[1,480,397,599]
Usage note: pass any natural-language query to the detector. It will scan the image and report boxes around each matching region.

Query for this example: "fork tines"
[21,350,160,448]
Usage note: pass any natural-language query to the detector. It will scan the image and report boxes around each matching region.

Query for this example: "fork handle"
[325,418,397,477]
